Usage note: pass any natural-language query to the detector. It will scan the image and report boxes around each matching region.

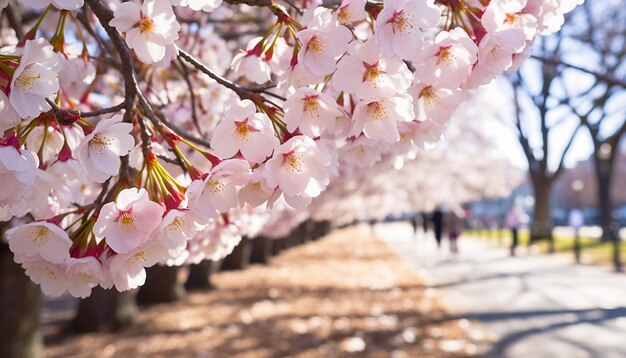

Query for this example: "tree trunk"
[594,156,621,271]
[0,243,43,358]
[595,158,618,240]
[272,237,288,255]
[531,180,554,252]
[71,287,138,332]
[221,238,253,271]
[250,237,273,264]
[185,261,216,291]
[136,265,185,305]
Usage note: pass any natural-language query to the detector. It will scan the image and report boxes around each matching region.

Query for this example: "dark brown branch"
[177,47,287,102]
[532,55,626,89]
[81,102,127,118]
[175,58,203,135]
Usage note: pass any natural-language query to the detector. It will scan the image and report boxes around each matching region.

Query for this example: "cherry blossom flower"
[238,168,276,207]
[409,82,464,122]
[110,0,181,64]
[466,28,526,87]
[65,257,106,298]
[283,87,344,137]
[230,37,272,84]
[296,8,352,77]
[187,159,251,220]
[374,0,441,59]
[107,237,168,291]
[6,221,72,264]
[76,115,135,183]
[336,0,367,25]
[21,257,68,297]
[333,38,413,100]
[159,209,200,257]
[211,98,279,163]
[413,28,478,88]
[25,125,64,163]
[0,91,20,133]
[93,187,165,254]
[263,136,332,197]
[352,95,414,143]
[10,38,60,119]
[483,0,538,40]
[0,146,39,221]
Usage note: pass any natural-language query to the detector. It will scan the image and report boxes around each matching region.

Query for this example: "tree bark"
[530,179,555,252]
[250,237,273,264]
[136,265,185,305]
[71,287,138,332]
[221,238,253,271]
[185,261,216,291]
[0,243,43,358]
[595,158,618,240]
[272,237,288,255]
[594,156,621,271]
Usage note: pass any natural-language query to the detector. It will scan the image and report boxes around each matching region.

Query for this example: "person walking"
[447,209,463,256]
[432,207,444,249]
[506,207,521,256]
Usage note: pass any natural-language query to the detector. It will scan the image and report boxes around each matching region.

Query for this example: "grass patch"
[465,228,626,265]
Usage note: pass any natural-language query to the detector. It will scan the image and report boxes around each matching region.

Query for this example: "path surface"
[45,225,471,358]
[379,222,626,358]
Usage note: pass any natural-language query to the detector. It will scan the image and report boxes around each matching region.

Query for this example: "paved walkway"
[378,222,626,358]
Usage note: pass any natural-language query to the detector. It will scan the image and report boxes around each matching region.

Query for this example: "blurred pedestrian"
[432,207,444,249]
[569,208,585,263]
[447,209,463,256]
[506,207,521,256]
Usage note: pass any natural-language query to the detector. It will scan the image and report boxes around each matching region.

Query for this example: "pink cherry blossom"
[10,38,60,119]
[374,0,441,59]
[106,237,168,291]
[65,257,106,298]
[6,221,72,264]
[409,82,464,122]
[466,28,526,88]
[159,209,200,257]
[352,95,414,143]
[0,146,39,221]
[413,28,478,88]
[93,187,165,254]
[187,159,251,220]
[483,0,538,40]
[110,0,181,63]
[230,37,272,84]
[336,0,367,25]
[211,98,279,163]
[263,136,332,197]
[21,256,68,297]
[76,114,135,183]
[333,38,413,100]
[283,87,344,137]
[296,8,352,77]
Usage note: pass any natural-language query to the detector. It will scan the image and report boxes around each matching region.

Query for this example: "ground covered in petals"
[45,225,478,357]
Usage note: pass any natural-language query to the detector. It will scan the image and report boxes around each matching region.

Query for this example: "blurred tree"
[0,228,43,358]
[509,44,581,252]
[538,0,626,270]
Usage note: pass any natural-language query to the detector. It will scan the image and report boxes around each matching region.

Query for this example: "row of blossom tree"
[0,0,582,297]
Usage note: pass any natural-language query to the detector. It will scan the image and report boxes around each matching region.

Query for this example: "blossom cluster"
[0,0,582,297]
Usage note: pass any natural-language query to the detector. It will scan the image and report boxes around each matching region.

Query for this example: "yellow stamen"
[284,152,303,173]
[139,17,155,33]
[367,101,387,121]
[15,68,41,92]
[118,211,136,230]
